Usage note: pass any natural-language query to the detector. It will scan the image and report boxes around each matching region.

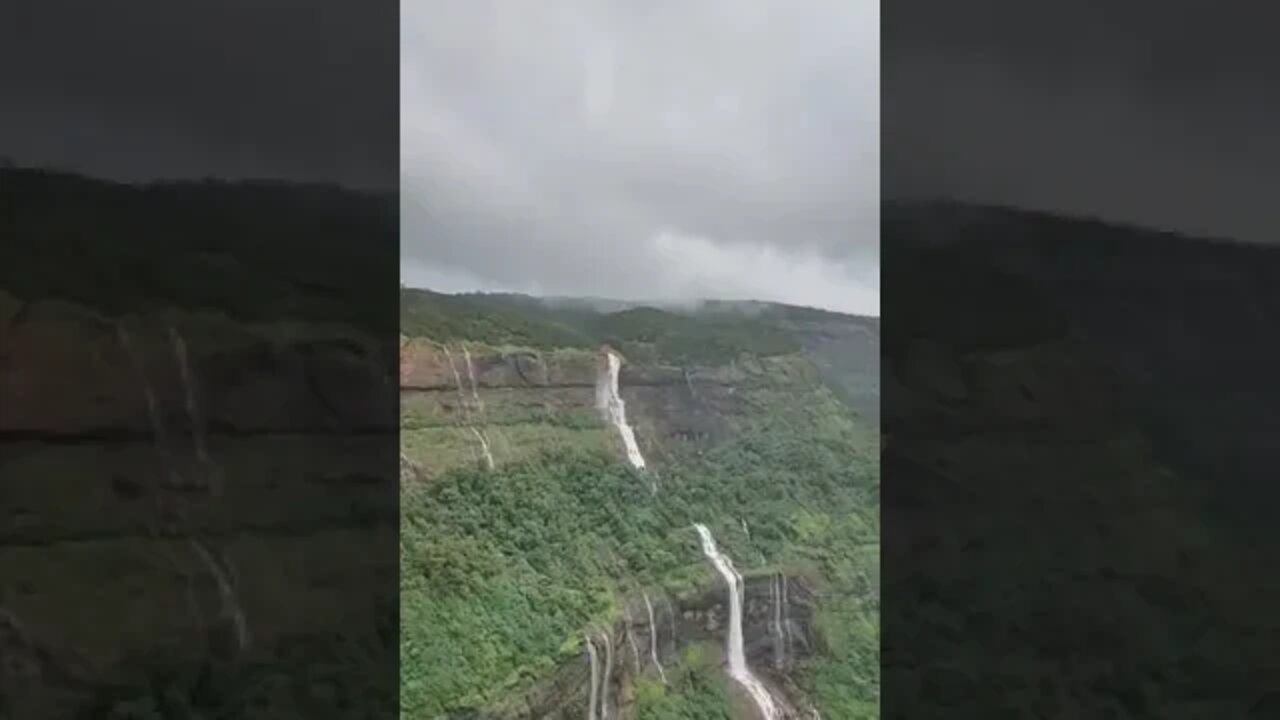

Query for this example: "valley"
[398,292,881,719]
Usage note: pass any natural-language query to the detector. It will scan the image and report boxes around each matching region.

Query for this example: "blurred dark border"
[0,4,399,718]
[882,3,1280,718]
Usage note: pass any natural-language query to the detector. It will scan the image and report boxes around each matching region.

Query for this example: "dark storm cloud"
[0,0,396,187]
[401,0,880,315]
[883,0,1280,244]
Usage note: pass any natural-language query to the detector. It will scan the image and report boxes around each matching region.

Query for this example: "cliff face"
[482,573,822,720]
[399,293,880,719]
[0,292,398,717]
[399,338,839,478]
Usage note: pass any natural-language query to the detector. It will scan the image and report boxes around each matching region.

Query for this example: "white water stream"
[643,592,668,684]
[585,635,600,720]
[694,524,781,720]
[600,632,613,720]
[622,604,643,673]
[781,574,793,662]
[119,324,247,654]
[445,344,496,470]
[596,351,646,470]
[462,344,484,412]
[169,328,210,469]
[469,427,495,470]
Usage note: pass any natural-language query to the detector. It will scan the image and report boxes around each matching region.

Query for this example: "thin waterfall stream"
[596,350,646,471]
[693,524,782,720]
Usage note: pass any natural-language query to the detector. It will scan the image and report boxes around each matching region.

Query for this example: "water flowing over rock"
[596,348,646,471]
[463,344,484,412]
[599,632,613,720]
[643,592,667,684]
[693,524,782,720]
[445,344,496,470]
[622,605,643,674]
[770,574,786,669]
[584,636,600,720]
[470,427,496,470]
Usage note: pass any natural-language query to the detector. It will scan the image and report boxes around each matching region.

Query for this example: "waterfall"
[661,594,678,661]
[189,538,249,652]
[469,427,495,470]
[781,574,793,662]
[622,604,643,673]
[119,324,246,653]
[443,345,469,408]
[445,344,495,470]
[585,635,600,720]
[462,344,484,412]
[741,517,751,540]
[169,328,210,468]
[596,350,646,470]
[600,632,613,720]
[643,592,668,684]
[770,574,785,669]
[117,325,173,468]
[693,524,781,720]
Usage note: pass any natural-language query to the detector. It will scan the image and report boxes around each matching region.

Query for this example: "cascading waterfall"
[770,574,785,669]
[189,538,249,651]
[585,635,600,720]
[600,632,613,720]
[469,427,495,470]
[169,328,210,469]
[596,350,646,470]
[643,592,668,684]
[120,323,248,654]
[781,574,793,661]
[445,344,495,470]
[462,344,484,412]
[117,325,172,468]
[662,594,678,661]
[443,345,468,408]
[622,604,643,673]
[693,524,781,720]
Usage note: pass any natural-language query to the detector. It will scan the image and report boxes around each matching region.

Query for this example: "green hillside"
[399,290,880,718]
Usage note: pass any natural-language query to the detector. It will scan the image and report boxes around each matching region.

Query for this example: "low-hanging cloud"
[400,0,879,316]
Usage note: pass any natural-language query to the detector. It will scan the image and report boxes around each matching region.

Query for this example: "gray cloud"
[400,0,880,315]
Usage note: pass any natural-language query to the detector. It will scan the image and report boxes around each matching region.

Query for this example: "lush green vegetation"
[400,382,879,717]
[631,643,734,720]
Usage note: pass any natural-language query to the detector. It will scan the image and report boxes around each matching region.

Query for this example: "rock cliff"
[474,572,822,720]
[398,292,880,719]
[0,293,398,717]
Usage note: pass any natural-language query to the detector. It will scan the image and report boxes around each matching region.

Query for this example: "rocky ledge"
[466,572,824,720]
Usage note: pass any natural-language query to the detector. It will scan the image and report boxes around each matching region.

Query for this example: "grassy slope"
[399,291,880,718]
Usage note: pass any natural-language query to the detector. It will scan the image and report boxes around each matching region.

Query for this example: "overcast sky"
[883,1,1279,245]
[400,0,880,316]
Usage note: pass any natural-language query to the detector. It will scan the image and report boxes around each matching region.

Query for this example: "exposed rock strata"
[478,574,820,720]
[1,295,397,717]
